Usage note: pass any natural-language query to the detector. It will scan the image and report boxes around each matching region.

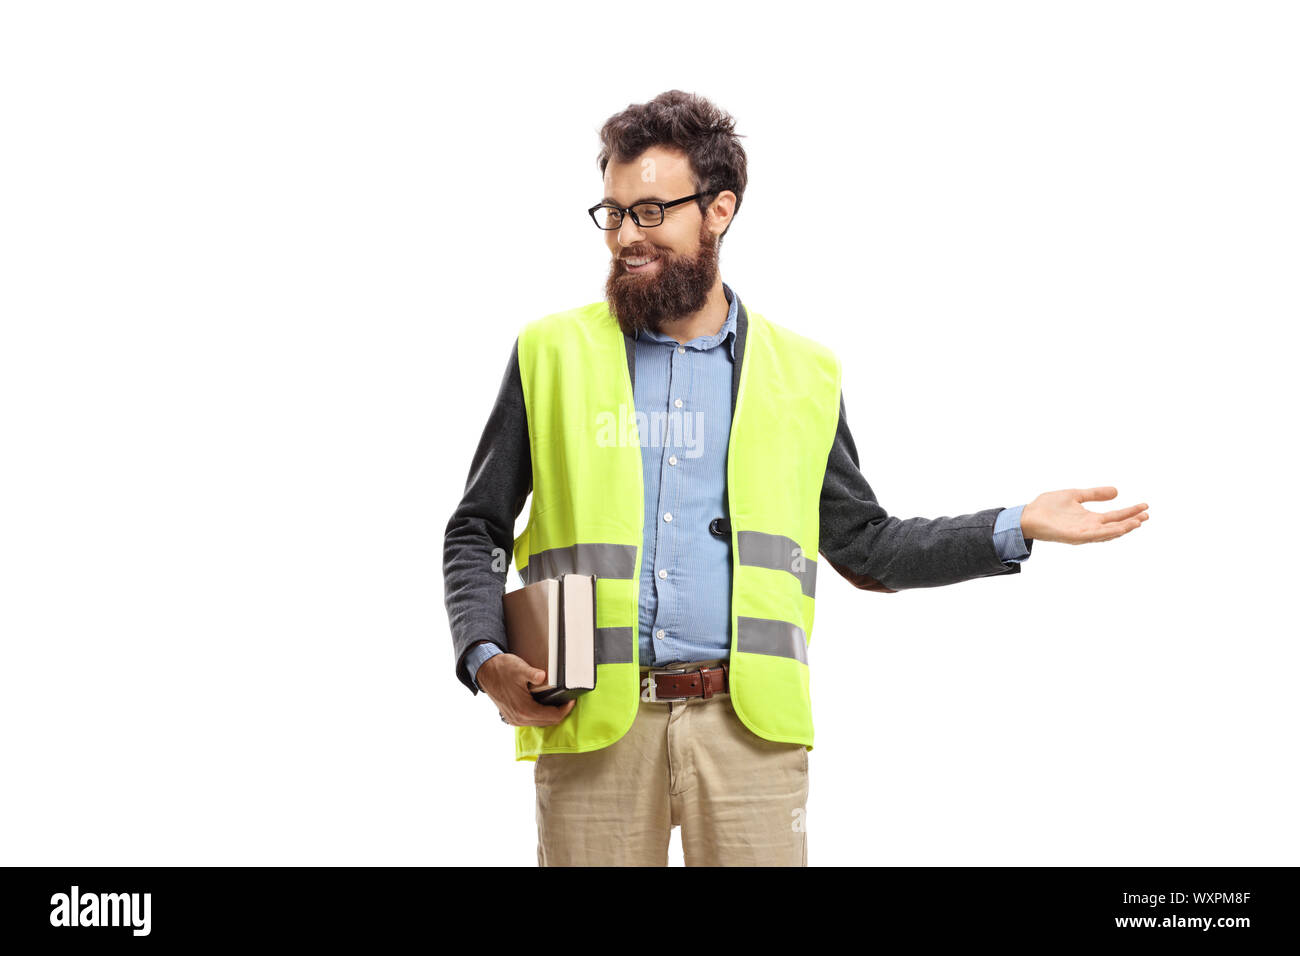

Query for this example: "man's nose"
[616,213,645,246]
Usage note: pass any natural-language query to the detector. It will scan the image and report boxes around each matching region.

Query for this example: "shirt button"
[668,455,678,465]
[663,512,672,522]
[658,569,667,579]
[677,346,685,354]
[674,398,683,408]
[656,629,665,640]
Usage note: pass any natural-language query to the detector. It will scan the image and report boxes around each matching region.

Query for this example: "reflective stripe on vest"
[509,298,841,760]
[517,542,637,584]
[736,530,817,598]
[737,615,807,664]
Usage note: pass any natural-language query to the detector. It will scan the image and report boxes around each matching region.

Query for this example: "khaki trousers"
[534,659,809,866]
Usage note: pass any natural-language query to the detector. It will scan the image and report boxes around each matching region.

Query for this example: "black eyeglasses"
[588,192,711,230]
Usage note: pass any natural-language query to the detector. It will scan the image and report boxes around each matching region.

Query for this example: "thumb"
[531,668,546,683]
[1078,486,1118,502]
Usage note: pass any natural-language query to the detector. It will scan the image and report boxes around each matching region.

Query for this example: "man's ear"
[710,190,738,231]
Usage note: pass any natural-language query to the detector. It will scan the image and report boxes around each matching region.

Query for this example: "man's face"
[601,145,732,337]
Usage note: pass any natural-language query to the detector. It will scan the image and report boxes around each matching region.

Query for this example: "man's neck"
[654,278,729,345]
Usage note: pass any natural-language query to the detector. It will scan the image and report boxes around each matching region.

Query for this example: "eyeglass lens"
[597,203,666,229]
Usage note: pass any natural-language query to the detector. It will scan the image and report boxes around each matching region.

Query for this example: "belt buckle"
[641,667,688,703]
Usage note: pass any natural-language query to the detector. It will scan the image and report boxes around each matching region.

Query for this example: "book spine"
[556,572,567,692]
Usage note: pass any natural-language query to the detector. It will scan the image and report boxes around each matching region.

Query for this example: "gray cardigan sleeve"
[442,338,532,695]
[817,392,1032,592]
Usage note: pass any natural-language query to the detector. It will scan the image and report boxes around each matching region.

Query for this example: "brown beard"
[605,218,719,337]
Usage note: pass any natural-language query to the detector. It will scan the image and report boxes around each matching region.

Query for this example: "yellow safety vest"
[510,298,841,761]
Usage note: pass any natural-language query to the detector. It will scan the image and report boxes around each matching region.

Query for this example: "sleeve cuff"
[993,504,1032,563]
[464,641,505,691]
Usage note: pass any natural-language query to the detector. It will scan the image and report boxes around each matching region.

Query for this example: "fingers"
[1100,502,1150,523]
[1088,515,1145,542]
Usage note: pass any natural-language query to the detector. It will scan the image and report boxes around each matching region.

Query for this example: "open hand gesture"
[1020,487,1149,545]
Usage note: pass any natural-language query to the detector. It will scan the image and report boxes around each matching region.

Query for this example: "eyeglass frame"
[587,190,718,230]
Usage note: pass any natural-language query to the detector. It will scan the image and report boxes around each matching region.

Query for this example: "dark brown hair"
[596,90,748,239]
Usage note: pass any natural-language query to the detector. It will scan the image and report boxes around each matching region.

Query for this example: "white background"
[2,1,1296,866]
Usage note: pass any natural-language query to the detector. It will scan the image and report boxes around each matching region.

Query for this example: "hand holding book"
[477,652,576,727]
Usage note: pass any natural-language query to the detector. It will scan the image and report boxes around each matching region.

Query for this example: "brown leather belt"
[640,663,729,702]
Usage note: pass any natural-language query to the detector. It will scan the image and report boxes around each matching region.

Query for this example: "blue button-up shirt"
[632,281,740,664]
[465,282,1030,684]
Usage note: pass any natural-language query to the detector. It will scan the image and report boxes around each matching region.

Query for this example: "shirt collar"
[634,281,738,360]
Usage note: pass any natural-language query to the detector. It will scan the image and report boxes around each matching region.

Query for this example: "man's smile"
[622,254,662,274]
